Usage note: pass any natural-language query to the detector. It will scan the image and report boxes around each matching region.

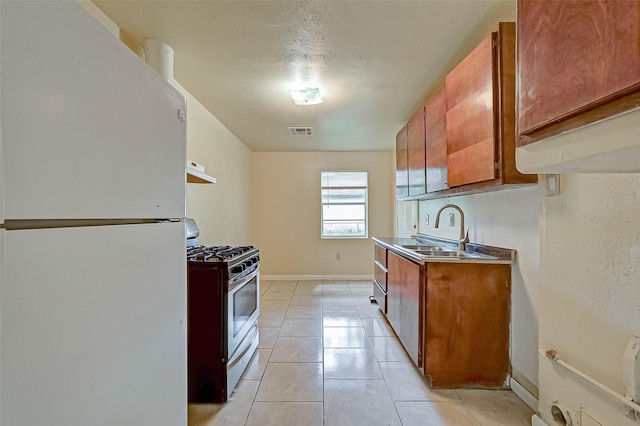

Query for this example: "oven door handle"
[228,266,259,293]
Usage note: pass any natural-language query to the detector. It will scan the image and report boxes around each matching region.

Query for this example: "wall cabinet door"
[407,107,426,196]
[518,0,640,146]
[445,32,497,187]
[396,125,409,198]
[425,87,448,193]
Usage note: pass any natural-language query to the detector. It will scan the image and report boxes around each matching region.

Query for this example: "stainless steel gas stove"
[186,224,260,403]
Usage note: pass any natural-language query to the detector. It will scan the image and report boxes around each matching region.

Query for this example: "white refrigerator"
[1,2,187,425]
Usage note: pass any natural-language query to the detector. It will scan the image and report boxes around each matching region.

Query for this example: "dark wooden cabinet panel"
[518,0,640,146]
[445,33,496,187]
[386,252,402,335]
[396,125,409,198]
[425,87,449,193]
[399,257,422,367]
[387,251,422,366]
[408,107,427,196]
[424,263,510,388]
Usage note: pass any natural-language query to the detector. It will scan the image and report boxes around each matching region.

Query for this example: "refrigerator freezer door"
[0,223,187,426]
[0,2,186,221]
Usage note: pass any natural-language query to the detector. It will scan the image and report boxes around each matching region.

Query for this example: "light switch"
[425,214,430,225]
[448,213,455,227]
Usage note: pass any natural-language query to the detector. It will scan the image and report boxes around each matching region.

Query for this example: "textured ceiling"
[93,1,516,152]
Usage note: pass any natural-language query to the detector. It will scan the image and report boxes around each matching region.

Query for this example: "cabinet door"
[408,107,426,196]
[425,263,510,388]
[425,87,448,193]
[386,252,402,334]
[396,125,409,198]
[518,0,640,146]
[445,33,497,187]
[387,251,420,366]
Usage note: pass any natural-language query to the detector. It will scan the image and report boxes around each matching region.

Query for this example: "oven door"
[227,267,260,359]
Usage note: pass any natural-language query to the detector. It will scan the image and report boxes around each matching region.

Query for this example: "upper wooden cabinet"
[395,125,408,198]
[425,87,449,193]
[395,22,536,200]
[445,33,496,187]
[408,107,427,196]
[445,22,535,191]
[517,0,640,146]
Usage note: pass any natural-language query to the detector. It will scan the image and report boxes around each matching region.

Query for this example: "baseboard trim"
[261,275,374,281]
[510,377,538,412]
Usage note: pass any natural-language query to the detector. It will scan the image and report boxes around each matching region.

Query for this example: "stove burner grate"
[187,245,256,263]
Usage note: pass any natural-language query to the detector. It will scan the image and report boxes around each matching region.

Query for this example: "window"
[321,171,368,238]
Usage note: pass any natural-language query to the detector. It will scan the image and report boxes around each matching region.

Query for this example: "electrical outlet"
[448,213,455,227]
[544,174,561,196]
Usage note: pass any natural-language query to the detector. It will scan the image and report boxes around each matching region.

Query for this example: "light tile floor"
[188,280,534,426]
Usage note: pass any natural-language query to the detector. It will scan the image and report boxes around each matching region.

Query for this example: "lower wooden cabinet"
[424,262,511,388]
[383,250,511,388]
[387,251,422,367]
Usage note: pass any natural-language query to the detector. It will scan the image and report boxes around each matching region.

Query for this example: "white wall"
[174,83,253,246]
[252,151,395,277]
[417,186,540,395]
[538,173,640,426]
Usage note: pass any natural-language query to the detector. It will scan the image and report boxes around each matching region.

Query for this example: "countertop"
[372,234,516,265]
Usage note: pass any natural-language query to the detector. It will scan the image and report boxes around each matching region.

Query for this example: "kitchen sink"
[415,249,497,260]
[395,244,447,251]
[416,250,464,257]
[392,242,501,261]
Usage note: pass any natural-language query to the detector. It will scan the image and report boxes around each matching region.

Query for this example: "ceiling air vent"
[288,127,313,136]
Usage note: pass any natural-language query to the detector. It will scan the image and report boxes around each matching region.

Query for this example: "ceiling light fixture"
[289,87,323,105]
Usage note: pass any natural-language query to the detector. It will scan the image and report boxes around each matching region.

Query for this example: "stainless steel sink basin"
[415,250,498,260]
[396,244,447,251]
[416,250,465,257]
[393,242,500,261]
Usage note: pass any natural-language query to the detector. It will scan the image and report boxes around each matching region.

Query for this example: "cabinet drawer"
[374,261,388,292]
[374,244,387,267]
[373,279,387,314]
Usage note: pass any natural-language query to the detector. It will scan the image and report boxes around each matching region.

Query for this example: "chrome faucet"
[434,204,469,250]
